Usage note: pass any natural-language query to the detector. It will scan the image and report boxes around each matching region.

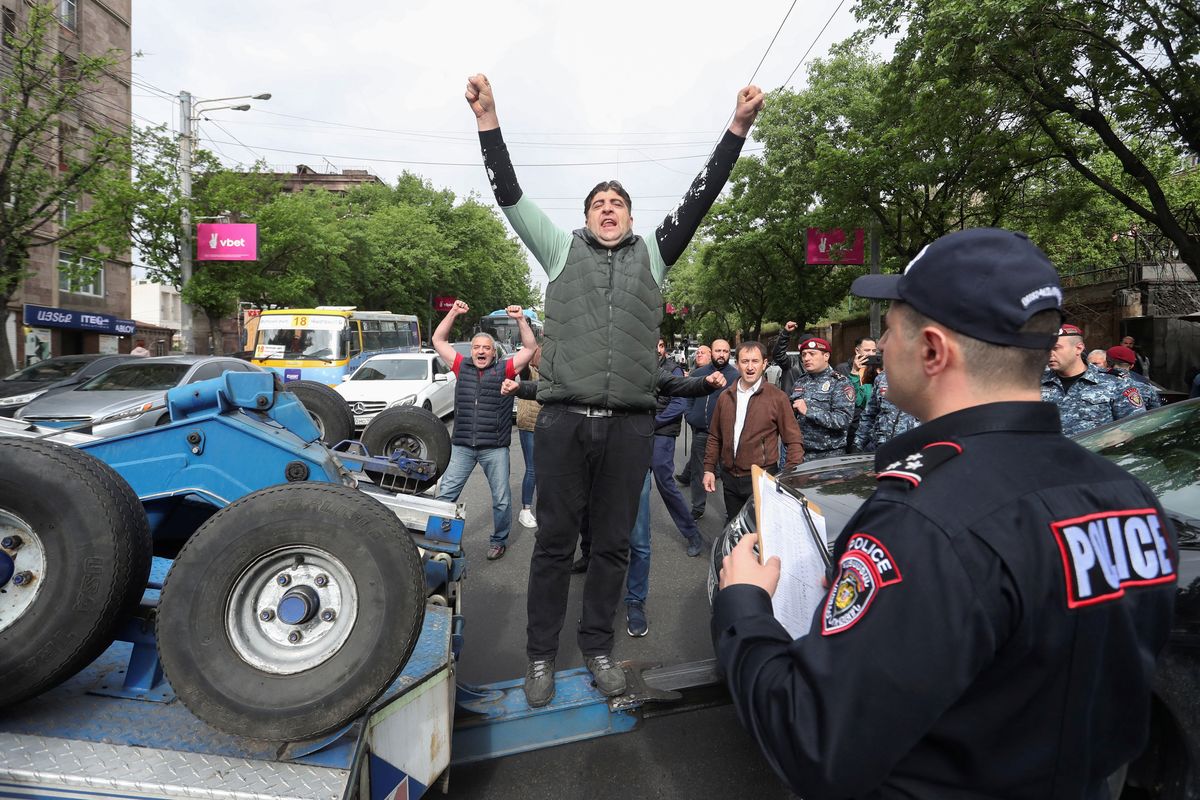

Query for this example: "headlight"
[0,390,45,406]
[389,395,416,408]
[99,402,157,424]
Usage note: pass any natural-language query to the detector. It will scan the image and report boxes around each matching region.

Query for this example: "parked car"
[0,354,140,418]
[15,355,262,437]
[708,400,1200,798]
[334,352,456,430]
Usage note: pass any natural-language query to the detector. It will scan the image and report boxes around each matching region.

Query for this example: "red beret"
[1058,324,1084,337]
[1106,345,1137,366]
[799,337,831,353]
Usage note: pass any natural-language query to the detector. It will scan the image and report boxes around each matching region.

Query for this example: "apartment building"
[3,0,133,369]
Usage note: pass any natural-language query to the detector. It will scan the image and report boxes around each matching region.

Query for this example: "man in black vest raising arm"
[432,301,537,562]
[466,73,764,707]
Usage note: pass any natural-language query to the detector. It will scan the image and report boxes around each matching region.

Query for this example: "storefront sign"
[197,223,258,261]
[23,304,136,336]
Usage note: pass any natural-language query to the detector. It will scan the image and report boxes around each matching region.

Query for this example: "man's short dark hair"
[584,180,632,215]
[736,341,767,361]
[897,303,1060,389]
[854,337,876,348]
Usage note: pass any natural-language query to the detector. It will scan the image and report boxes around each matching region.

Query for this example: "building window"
[58,0,76,32]
[58,251,104,297]
[2,7,16,48]
[59,196,76,228]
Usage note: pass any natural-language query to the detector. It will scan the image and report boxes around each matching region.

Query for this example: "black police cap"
[851,228,1064,349]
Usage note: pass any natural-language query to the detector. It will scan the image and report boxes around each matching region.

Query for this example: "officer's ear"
[918,324,954,379]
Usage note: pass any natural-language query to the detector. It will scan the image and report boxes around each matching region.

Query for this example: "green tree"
[0,4,130,373]
[855,0,1200,269]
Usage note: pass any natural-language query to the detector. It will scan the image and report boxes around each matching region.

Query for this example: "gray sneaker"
[523,659,555,707]
[585,654,627,696]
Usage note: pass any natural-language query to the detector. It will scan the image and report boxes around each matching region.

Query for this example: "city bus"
[478,308,543,351]
[251,307,421,384]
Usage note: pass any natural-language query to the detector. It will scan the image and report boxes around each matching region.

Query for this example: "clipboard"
[750,464,833,639]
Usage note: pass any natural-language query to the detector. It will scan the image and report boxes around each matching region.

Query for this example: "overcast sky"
[131,0,868,293]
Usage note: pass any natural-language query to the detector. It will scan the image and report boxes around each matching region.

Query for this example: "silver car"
[15,355,263,437]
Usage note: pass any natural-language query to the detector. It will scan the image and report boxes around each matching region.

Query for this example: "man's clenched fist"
[465,74,495,120]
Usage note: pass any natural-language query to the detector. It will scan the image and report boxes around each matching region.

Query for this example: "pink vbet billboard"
[197,223,257,261]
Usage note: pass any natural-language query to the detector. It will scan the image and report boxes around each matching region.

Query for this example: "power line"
[187,136,765,168]
[780,0,850,88]
[748,0,800,87]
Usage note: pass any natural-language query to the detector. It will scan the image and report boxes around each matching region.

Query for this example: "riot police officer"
[1042,323,1145,436]
[851,369,919,452]
[713,228,1177,799]
[788,337,855,460]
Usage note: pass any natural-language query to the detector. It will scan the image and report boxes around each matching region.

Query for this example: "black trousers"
[688,428,710,514]
[528,405,655,659]
[722,472,753,524]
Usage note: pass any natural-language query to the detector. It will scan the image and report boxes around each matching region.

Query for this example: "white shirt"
[732,377,762,456]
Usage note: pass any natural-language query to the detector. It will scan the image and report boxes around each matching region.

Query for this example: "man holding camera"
[788,336,855,461]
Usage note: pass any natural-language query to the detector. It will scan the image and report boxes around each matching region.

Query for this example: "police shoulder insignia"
[1123,386,1143,407]
[877,440,962,487]
[822,533,902,635]
[842,384,855,401]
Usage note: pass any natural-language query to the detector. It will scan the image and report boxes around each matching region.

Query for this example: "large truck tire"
[156,483,426,741]
[284,380,353,445]
[360,406,451,494]
[0,439,151,707]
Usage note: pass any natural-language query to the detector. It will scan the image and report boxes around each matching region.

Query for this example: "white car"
[334,353,455,429]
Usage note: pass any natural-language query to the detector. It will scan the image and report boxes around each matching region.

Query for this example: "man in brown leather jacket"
[703,341,804,522]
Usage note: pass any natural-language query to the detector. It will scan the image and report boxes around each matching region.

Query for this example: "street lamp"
[176,90,270,354]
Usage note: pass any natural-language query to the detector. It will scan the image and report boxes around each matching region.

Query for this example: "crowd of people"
[446,73,1175,798]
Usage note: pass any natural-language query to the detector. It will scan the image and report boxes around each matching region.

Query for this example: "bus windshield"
[254,316,345,361]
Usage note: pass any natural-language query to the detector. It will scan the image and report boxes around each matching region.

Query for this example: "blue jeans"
[624,471,654,606]
[518,429,536,507]
[436,444,511,546]
[650,435,701,543]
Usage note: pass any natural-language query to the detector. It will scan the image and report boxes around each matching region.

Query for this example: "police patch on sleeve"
[1123,386,1143,407]
[842,384,855,401]
[822,534,903,635]
[1050,508,1175,608]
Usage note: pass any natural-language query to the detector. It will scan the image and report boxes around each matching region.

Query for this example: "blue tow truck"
[0,372,706,799]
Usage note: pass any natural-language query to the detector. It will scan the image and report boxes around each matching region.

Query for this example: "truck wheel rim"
[386,433,426,460]
[226,545,359,675]
[0,511,46,635]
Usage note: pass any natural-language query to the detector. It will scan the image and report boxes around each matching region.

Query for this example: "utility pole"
[178,90,194,354]
[869,221,881,340]
[175,90,269,354]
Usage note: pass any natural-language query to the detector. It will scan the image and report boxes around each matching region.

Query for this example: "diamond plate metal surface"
[0,732,348,799]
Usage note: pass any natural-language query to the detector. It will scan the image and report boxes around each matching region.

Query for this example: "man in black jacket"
[683,338,738,519]
[714,228,1176,799]
[651,338,706,557]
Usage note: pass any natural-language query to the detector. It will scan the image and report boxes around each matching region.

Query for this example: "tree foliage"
[0,3,131,373]
[854,0,1200,268]
[121,132,539,348]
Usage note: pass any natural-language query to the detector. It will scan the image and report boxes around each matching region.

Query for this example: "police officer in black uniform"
[712,228,1177,799]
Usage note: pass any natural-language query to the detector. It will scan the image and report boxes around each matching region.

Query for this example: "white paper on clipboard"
[752,464,832,639]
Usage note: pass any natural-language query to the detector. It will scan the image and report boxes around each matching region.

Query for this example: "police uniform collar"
[874,401,1060,472]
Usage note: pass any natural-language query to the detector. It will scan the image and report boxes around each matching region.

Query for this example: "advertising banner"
[806,228,866,265]
[433,296,457,312]
[197,223,258,261]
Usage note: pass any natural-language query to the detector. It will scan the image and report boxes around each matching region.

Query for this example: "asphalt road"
[439,420,796,799]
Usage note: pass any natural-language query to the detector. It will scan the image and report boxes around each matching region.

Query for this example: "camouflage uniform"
[1111,367,1162,410]
[789,366,855,459]
[1040,363,1146,436]
[853,371,920,453]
